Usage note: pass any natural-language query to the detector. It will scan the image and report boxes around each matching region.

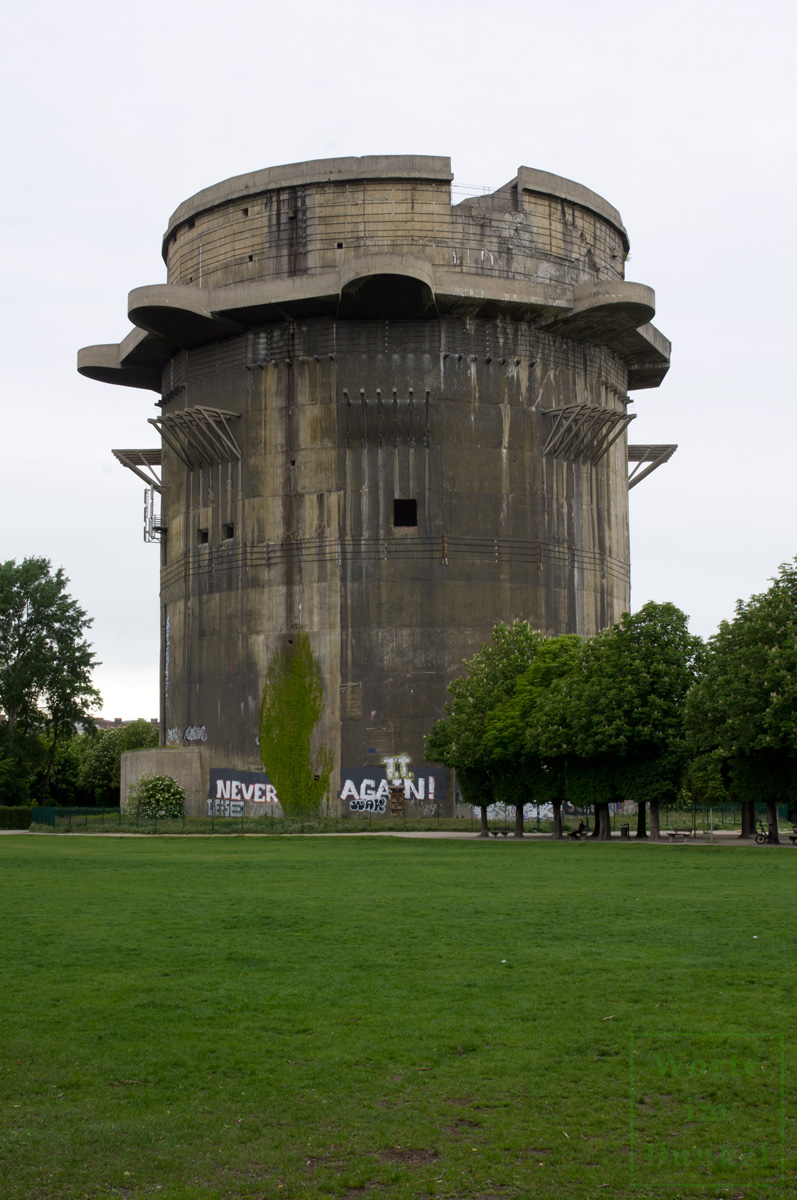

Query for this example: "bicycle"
[755,821,773,845]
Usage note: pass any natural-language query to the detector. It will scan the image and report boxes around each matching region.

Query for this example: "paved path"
[2,828,795,846]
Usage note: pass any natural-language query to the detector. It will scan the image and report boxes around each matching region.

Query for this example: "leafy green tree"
[537,603,702,839]
[28,732,93,806]
[79,720,159,805]
[683,750,729,813]
[0,558,100,803]
[686,560,797,841]
[0,727,46,805]
[258,630,333,817]
[424,622,543,836]
[485,635,582,838]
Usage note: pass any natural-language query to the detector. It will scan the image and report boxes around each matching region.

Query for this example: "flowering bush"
[127,774,185,818]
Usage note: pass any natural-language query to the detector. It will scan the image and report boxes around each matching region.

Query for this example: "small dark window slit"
[393,498,417,528]
[222,523,234,540]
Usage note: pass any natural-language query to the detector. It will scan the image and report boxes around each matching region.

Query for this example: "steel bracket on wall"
[627,444,678,489]
[148,406,241,469]
[112,448,163,492]
[542,404,636,464]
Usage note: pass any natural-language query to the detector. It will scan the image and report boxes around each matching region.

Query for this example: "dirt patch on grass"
[442,1118,480,1135]
[379,1148,439,1166]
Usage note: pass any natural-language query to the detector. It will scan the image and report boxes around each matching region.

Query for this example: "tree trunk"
[478,805,489,837]
[740,799,756,839]
[552,799,563,839]
[590,808,600,838]
[766,798,780,844]
[650,800,662,841]
[636,801,647,839]
[513,803,525,838]
[40,725,60,804]
[596,802,611,841]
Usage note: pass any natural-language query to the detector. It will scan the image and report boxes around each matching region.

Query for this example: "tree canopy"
[537,602,702,837]
[424,621,543,832]
[79,720,159,805]
[484,634,582,837]
[686,559,797,836]
[0,558,101,802]
[428,604,702,839]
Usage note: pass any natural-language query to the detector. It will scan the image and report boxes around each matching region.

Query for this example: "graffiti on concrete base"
[349,795,388,814]
[207,768,283,817]
[184,724,207,742]
[166,727,181,745]
[339,754,445,816]
[207,797,245,818]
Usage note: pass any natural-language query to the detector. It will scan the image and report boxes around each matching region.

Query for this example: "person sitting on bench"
[569,820,586,840]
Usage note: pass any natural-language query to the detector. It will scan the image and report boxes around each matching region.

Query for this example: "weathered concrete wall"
[156,315,631,788]
[121,748,205,815]
[79,156,672,808]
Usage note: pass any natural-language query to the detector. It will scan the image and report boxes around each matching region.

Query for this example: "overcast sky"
[2,0,795,718]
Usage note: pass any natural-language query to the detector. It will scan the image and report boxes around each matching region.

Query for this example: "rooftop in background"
[95,717,159,729]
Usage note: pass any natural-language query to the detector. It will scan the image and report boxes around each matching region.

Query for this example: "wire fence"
[27,802,795,837]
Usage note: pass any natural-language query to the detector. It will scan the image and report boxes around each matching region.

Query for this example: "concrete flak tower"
[79,155,674,811]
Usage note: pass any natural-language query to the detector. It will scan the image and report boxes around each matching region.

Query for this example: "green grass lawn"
[1,836,794,1200]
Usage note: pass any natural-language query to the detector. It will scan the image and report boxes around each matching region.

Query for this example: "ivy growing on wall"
[258,630,333,817]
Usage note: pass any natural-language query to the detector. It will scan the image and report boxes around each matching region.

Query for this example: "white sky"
[2,0,795,719]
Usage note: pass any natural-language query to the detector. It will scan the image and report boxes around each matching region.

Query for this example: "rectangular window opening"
[241,207,249,217]
[393,498,418,528]
[336,241,343,249]
[198,528,209,545]
[222,523,235,540]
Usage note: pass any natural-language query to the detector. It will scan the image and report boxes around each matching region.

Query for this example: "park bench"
[666,828,695,842]
[788,827,797,846]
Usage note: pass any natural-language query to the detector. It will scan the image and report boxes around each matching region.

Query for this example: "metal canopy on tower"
[627,444,678,488]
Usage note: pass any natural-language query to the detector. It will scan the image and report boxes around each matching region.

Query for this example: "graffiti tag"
[339,755,445,816]
[184,725,207,742]
[207,798,245,818]
[349,796,388,814]
[207,768,283,817]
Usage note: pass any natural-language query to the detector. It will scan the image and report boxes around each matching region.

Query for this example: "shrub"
[127,774,185,818]
[0,805,33,830]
